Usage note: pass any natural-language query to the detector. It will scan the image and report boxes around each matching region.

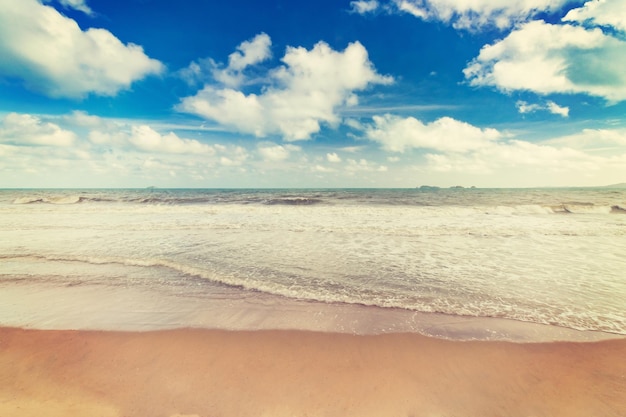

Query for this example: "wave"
[549,204,626,214]
[4,253,625,335]
[8,189,625,215]
[611,205,626,213]
[264,197,324,206]
[11,194,327,206]
[13,195,86,205]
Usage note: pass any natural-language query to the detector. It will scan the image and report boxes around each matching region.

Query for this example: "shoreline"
[2,279,625,416]
[0,280,622,343]
[1,326,625,417]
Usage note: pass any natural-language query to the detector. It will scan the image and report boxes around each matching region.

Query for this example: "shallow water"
[1,188,625,337]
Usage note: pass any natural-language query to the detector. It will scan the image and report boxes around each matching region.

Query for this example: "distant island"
[605,183,626,188]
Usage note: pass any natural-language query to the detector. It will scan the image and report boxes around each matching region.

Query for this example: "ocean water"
[1,188,625,336]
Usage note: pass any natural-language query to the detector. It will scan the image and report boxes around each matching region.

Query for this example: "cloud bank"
[0,113,76,147]
[0,0,163,98]
[358,113,624,180]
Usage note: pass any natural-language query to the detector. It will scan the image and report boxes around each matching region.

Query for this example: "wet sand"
[1,326,625,417]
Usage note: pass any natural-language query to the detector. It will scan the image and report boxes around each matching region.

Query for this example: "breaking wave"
[4,253,625,335]
[13,195,86,205]
[9,189,626,215]
[264,197,324,205]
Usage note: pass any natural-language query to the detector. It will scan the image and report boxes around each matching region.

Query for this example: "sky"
[1,0,625,188]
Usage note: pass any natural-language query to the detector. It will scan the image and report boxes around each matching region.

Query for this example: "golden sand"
[1,327,625,417]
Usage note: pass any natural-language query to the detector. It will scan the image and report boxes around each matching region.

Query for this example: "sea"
[1,187,625,340]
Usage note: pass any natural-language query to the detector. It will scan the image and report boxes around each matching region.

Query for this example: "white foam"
[2,189,625,336]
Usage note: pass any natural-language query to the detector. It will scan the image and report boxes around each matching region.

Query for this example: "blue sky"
[1,0,625,188]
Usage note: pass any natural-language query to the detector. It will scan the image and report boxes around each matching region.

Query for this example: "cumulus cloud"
[516,100,569,117]
[0,0,164,98]
[563,0,626,33]
[364,114,502,153]
[181,33,272,88]
[0,113,76,146]
[178,36,393,141]
[218,146,249,167]
[128,125,216,154]
[391,0,570,30]
[350,0,380,14]
[88,124,215,155]
[464,20,626,102]
[546,101,570,117]
[225,33,272,72]
[257,142,301,161]
[327,152,342,162]
[64,110,112,129]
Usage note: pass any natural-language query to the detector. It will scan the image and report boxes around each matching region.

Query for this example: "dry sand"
[1,326,625,417]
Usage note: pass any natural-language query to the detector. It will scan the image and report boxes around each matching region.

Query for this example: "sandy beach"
[1,326,625,417]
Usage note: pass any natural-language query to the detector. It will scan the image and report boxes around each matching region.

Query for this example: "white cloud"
[346,158,388,172]
[464,20,626,102]
[545,127,626,152]
[391,0,570,30]
[424,153,491,174]
[350,0,380,14]
[364,114,502,153]
[344,118,365,131]
[563,0,626,33]
[128,125,216,154]
[0,0,164,98]
[178,37,393,141]
[0,113,76,146]
[226,33,272,72]
[340,146,366,153]
[363,112,625,183]
[214,33,272,88]
[258,143,291,161]
[44,0,93,15]
[219,147,249,167]
[395,0,428,19]
[516,101,543,114]
[0,112,269,187]
[179,34,272,89]
[82,117,216,155]
[327,152,342,162]
[516,100,569,117]
[313,165,336,173]
[546,101,570,117]
[66,110,106,128]
[423,137,607,176]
